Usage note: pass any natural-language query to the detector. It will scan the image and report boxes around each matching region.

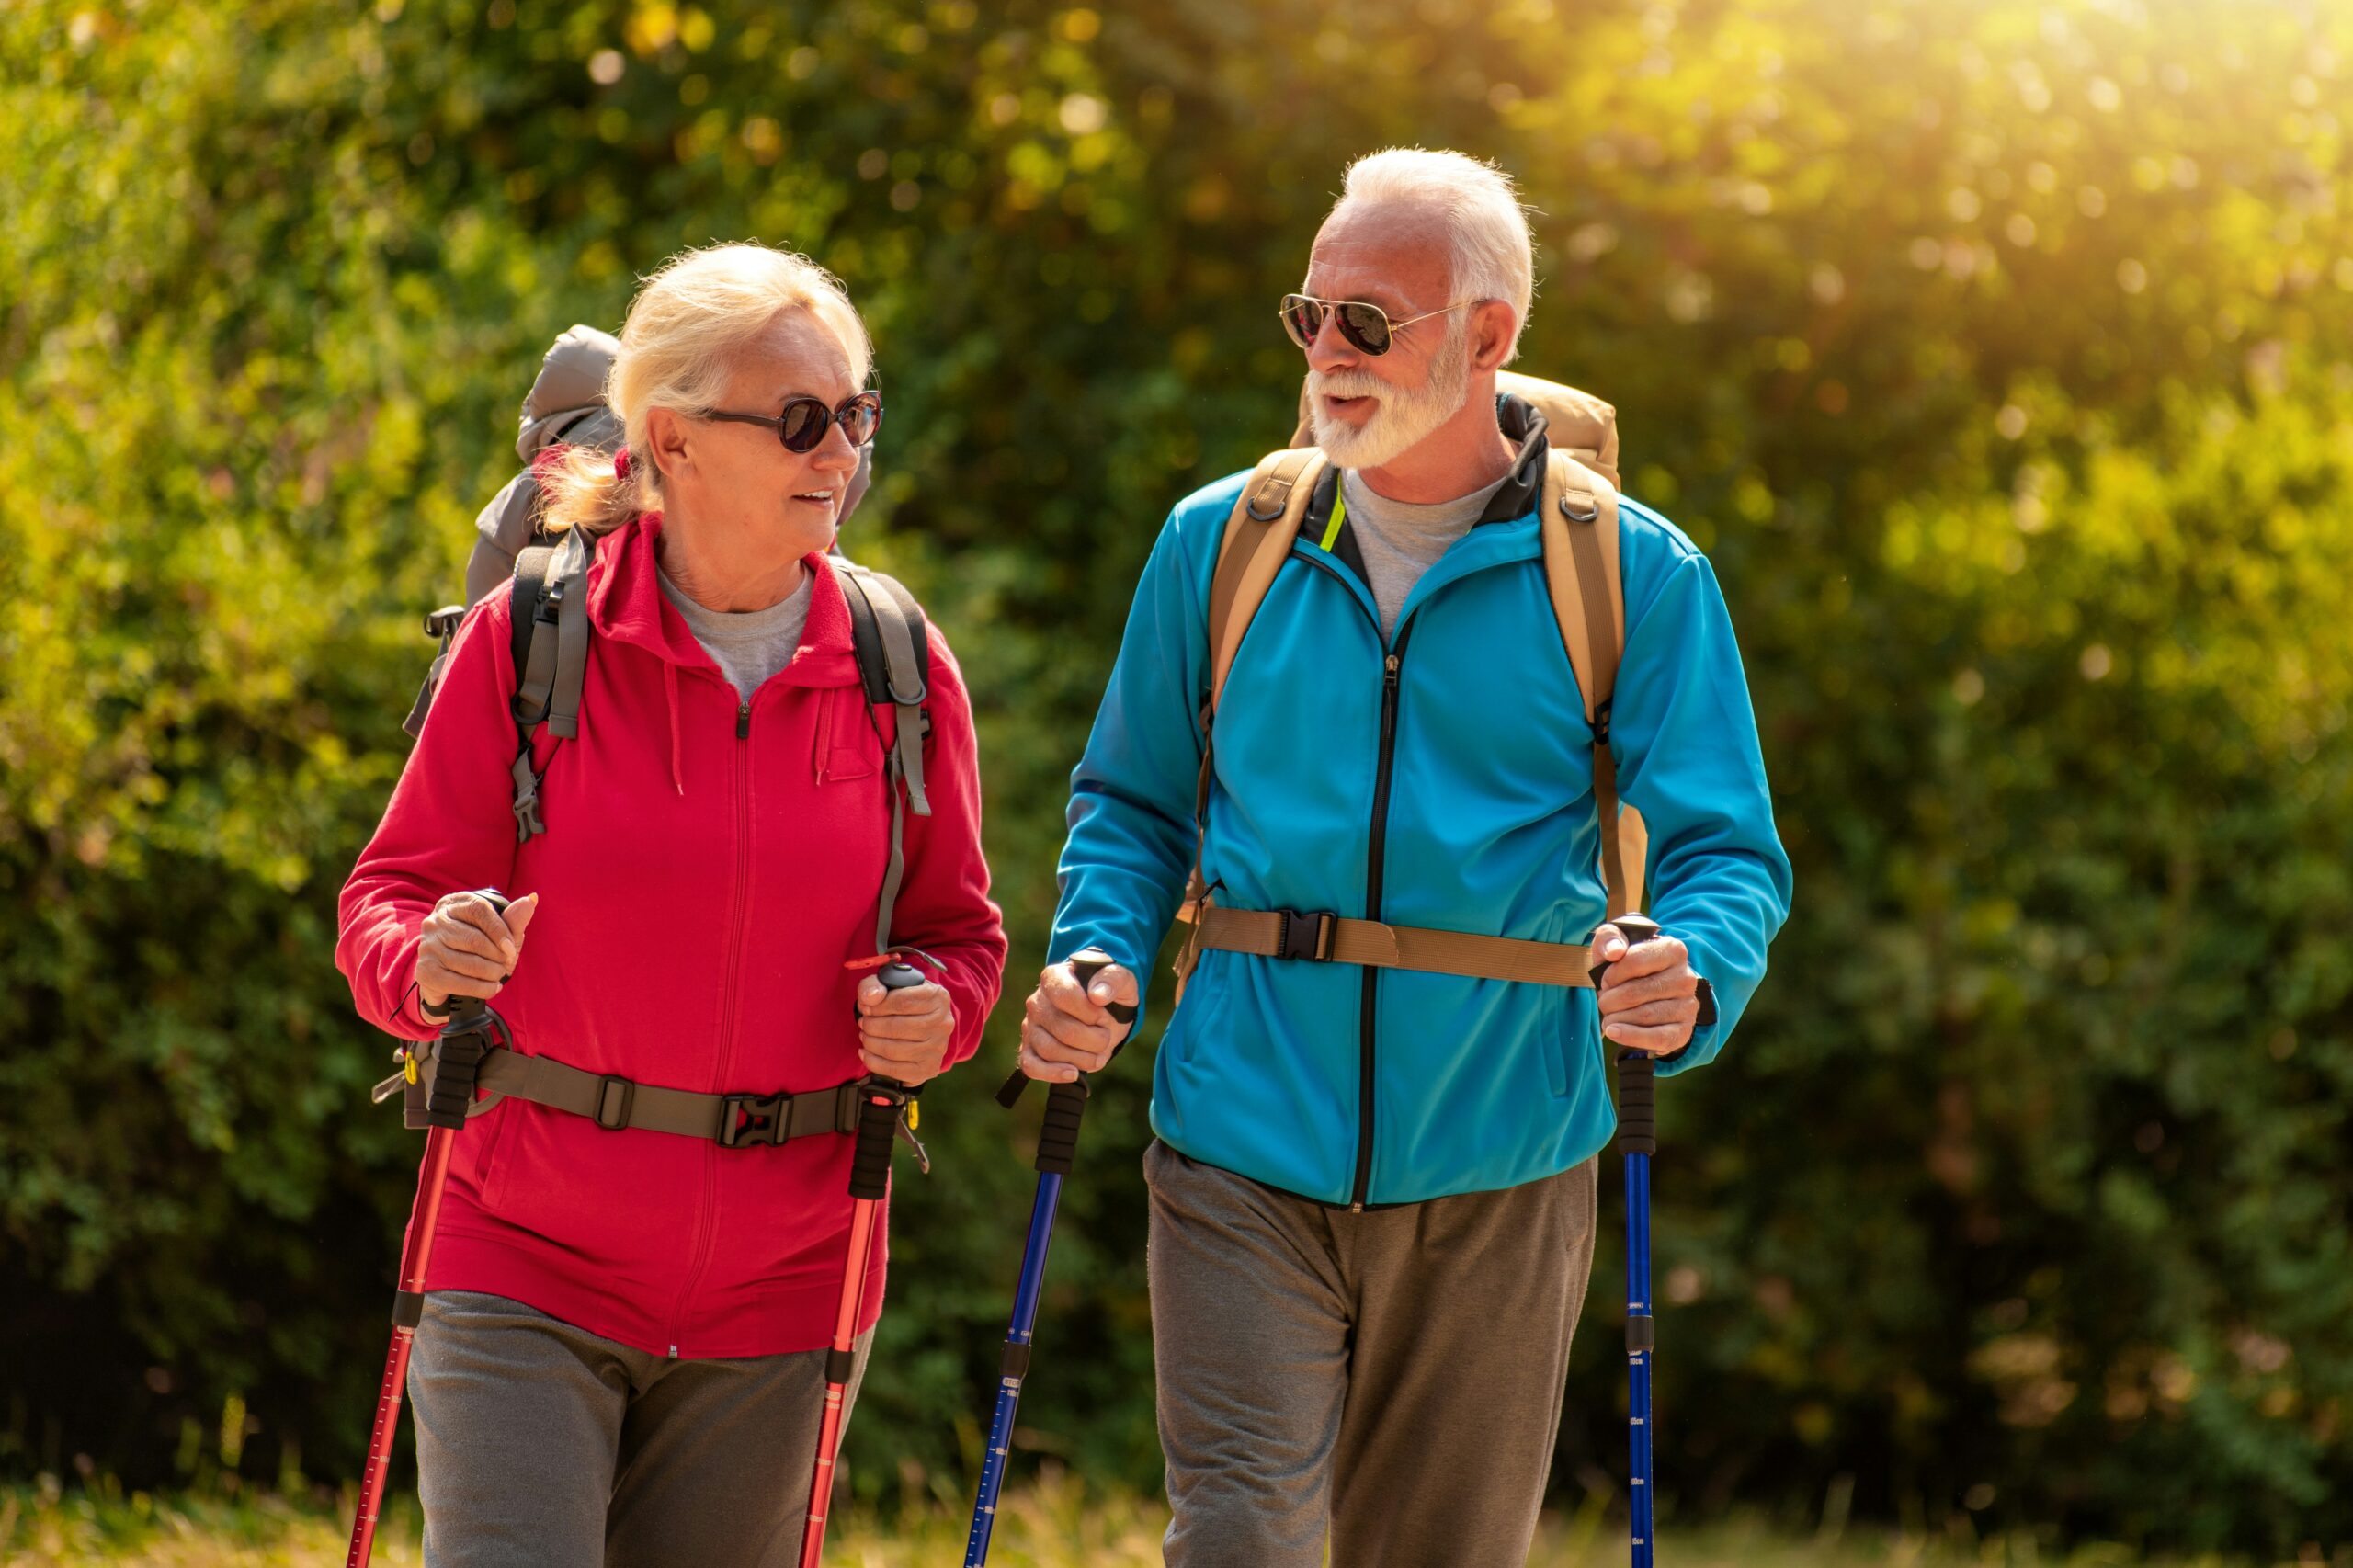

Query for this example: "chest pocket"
[814,684,884,783]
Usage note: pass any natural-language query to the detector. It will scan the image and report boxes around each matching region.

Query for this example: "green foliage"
[2,0,2348,1553]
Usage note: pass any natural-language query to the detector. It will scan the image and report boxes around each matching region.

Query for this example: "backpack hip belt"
[1177,897,1597,987]
[379,1038,875,1148]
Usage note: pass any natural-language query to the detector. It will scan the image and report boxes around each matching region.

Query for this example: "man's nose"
[1306,308,1359,376]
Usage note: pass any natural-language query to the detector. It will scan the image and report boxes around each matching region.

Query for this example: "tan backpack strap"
[1540,450,1647,917]
[1188,905,1596,988]
[1208,449,1326,716]
[1176,449,1327,995]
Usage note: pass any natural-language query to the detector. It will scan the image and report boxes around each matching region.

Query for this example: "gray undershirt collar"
[1339,468,1513,639]
[656,567,813,704]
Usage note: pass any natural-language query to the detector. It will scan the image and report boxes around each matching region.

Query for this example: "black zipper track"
[1354,623,1413,1209]
[1297,550,1419,1211]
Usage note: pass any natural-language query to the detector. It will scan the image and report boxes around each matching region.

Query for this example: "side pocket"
[1544,983,1574,1098]
[1159,949,1228,1074]
[468,1096,517,1210]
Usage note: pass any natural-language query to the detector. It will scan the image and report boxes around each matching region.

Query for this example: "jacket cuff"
[1652,928,1725,1078]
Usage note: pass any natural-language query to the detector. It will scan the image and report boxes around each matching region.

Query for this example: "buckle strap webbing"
[546,532,593,739]
[1540,449,1646,918]
[506,531,594,842]
[835,563,934,956]
[419,1042,862,1144]
[1181,903,1596,988]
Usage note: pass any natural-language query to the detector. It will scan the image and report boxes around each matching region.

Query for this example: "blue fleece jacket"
[1051,401,1791,1206]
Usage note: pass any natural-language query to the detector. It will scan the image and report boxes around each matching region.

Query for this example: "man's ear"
[644,405,693,484]
[1469,301,1518,373]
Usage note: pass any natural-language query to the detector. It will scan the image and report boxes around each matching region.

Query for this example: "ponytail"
[539,443,652,540]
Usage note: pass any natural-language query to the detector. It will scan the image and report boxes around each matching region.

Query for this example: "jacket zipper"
[664,694,756,1353]
[1296,551,1422,1211]
[1353,629,1413,1210]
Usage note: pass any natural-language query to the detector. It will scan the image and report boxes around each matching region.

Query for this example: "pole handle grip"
[847,960,926,1199]
[1070,955,1140,1028]
[848,1079,907,1199]
[995,952,1134,1110]
[1593,915,1663,1154]
[1616,1051,1657,1153]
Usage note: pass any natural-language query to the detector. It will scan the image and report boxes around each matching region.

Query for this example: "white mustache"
[1308,368,1391,401]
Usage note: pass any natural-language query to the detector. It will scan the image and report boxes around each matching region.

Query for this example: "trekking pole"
[961,954,1137,1567]
[1594,912,1664,1568]
[799,959,931,1568]
[347,895,511,1568]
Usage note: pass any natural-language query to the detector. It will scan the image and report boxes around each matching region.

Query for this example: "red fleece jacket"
[337,515,1006,1358]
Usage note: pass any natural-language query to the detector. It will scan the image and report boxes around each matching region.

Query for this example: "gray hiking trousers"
[1145,1140,1598,1568]
[406,1290,871,1568]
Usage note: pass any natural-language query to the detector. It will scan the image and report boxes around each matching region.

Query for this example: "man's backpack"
[1174,371,1647,994]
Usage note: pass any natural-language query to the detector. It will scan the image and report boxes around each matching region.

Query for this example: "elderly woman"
[338,243,1006,1566]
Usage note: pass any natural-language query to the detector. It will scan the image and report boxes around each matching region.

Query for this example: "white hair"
[1333,148,1535,364]
[542,242,872,537]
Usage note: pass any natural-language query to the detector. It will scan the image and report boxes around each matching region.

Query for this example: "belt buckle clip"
[719,1091,786,1149]
[1279,909,1337,963]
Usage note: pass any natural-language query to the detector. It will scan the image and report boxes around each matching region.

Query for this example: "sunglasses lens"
[1280,295,1322,349]
[841,394,881,446]
[1337,302,1393,355]
[777,399,830,452]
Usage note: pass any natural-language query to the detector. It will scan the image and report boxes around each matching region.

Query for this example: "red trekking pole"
[798,959,929,1568]
[346,901,511,1567]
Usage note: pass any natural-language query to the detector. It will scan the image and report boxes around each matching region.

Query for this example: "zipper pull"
[736,701,751,739]
[1384,653,1401,685]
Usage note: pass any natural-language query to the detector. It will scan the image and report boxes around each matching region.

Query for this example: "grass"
[0,1472,2300,1567]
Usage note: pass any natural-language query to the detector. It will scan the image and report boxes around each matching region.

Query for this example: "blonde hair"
[540,243,873,537]
[1335,149,1536,365]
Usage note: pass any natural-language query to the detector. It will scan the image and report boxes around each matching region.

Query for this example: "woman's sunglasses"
[1279,293,1473,357]
[698,390,883,453]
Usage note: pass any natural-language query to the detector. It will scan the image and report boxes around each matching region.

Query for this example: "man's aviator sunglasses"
[698,391,883,453]
[1279,293,1473,357]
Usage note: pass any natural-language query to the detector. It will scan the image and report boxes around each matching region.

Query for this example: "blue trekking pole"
[962,955,1135,1567]
[1596,912,1664,1568]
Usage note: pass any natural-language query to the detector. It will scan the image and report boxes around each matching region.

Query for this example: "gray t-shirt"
[1340,468,1511,639]
[657,568,813,704]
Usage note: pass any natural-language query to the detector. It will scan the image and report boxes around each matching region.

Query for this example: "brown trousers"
[1145,1140,1598,1568]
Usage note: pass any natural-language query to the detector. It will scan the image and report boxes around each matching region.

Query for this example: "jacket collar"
[1306,390,1553,577]
[1482,392,1551,524]
[583,512,866,689]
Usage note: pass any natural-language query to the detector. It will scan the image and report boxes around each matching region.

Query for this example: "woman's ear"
[644,406,694,484]
[1469,301,1518,373]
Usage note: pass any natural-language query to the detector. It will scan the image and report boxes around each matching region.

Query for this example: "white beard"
[1306,312,1472,470]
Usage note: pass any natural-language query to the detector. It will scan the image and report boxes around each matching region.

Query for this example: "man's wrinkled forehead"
[1303,202,1452,310]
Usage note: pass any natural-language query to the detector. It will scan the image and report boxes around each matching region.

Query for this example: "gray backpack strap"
[506,531,594,842]
[545,530,593,739]
[837,563,935,954]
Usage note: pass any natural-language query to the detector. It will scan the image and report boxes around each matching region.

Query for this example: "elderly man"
[1018,149,1792,1565]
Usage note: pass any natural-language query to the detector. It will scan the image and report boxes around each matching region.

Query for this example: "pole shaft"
[800,1187,884,1568]
[346,1121,460,1566]
[1627,1149,1654,1568]
[963,1175,1063,1566]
